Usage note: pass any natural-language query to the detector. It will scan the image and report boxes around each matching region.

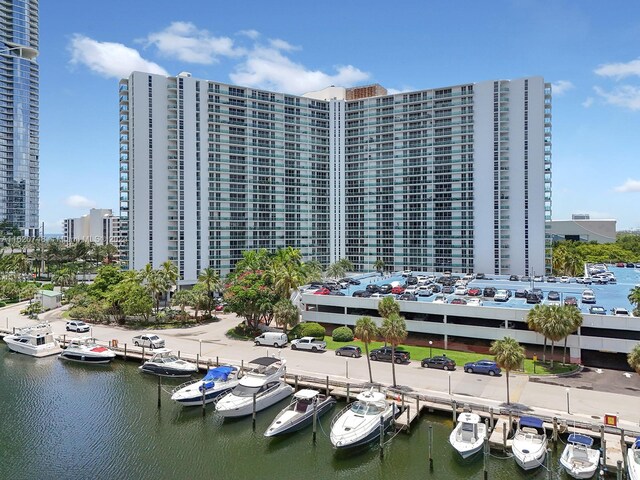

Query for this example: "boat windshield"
[350,401,384,416]
[230,384,261,397]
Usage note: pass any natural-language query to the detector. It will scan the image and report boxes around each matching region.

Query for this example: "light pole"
[448,371,452,396]
[429,340,433,358]
[199,339,202,357]
[566,388,570,414]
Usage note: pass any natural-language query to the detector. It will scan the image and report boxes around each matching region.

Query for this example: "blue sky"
[39,0,640,233]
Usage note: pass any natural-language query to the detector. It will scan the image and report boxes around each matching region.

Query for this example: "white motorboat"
[59,337,116,364]
[330,389,397,449]
[3,323,62,357]
[627,437,640,480]
[449,412,487,459]
[139,349,198,377]
[171,366,240,406]
[264,389,336,437]
[215,356,293,418]
[560,433,600,479]
[511,416,548,470]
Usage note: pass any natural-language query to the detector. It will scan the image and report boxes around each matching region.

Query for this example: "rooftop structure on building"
[63,208,124,249]
[119,73,552,283]
[0,0,40,237]
[549,215,617,244]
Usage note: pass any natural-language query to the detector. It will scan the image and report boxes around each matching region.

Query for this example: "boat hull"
[139,365,197,378]
[513,446,546,470]
[560,445,600,479]
[59,352,114,364]
[4,338,62,358]
[264,396,336,437]
[512,434,547,470]
[628,449,640,480]
[330,404,396,449]
[216,383,294,418]
[172,386,234,406]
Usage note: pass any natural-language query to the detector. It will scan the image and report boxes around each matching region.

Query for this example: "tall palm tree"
[373,258,385,275]
[198,267,221,317]
[628,344,640,375]
[490,336,525,405]
[377,296,400,321]
[628,287,640,317]
[540,305,567,368]
[302,259,323,283]
[326,262,346,280]
[273,299,299,334]
[526,304,549,361]
[269,260,305,301]
[355,316,379,384]
[379,313,407,387]
[561,305,583,364]
[337,257,354,273]
[160,260,179,306]
[103,243,119,264]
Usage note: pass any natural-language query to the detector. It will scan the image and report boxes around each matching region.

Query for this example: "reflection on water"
[0,349,566,480]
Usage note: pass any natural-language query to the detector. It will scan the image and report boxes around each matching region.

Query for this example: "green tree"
[373,258,385,274]
[540,305,568,368]
[197,267,221,318]
[160,260,179,306]
[355,316,379,384]
[273,299,299,334]
[172,289,195,321]
[490,336,525,405]
[379,313,407,387]
[326,262,346,279]
[90,264,125,298]
[526,304,549,362]
[302,259,323,283]
[377,295,400,320]
[224,269,278,329]
[628,287,640,317]
[561,305,583,364]
[628,344,640,375]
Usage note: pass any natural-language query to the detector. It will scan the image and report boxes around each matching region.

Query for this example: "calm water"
[0,350,572,480]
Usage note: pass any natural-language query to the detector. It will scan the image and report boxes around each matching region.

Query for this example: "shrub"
[0,301,5,308]
[227,322,261,340]
[332,326,354,342]
[291,321,325,339]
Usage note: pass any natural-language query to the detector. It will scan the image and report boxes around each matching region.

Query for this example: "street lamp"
[566,388,570,414]
[429,340,433,358]
[448,371,452,396]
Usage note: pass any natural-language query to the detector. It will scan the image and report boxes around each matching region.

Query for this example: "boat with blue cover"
[628,437,640,480]
[560,433,600,479]
[511,416,547,470]
[171,366,240,406]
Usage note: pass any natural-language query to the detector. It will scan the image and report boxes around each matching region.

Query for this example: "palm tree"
[337,257,354,273]
[526,304,549,362]
[379,313,407,387]
[355,316,379,384]
[373,258,385,275]
[326,262,346,280]
[273,299,299,334]
[103,243,119,264]
[377,296,400,320]
[171,289,194,321]
[540,305,568,368]
[628,344,640,374]
[302,259,323,283]
[160,260,179,306]
[198,267,221,318]
[628,287,640,317]
[490,336,525,405]
[269,260,305,301]
[561,305,583,364]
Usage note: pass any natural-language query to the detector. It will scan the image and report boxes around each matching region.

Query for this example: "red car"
[391,286,405,295]
[450,298,467,305]
[314,288,331,295]
[467,288,482,296]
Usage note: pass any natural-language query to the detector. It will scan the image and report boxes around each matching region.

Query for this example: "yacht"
[560,433,600,479]
[330,389,397,449]
[215,357,293,418]
[171,366,240,406]
[627,437,640,480]
[449,412,487,459]
[511,416,548,470]
[264,389,336,437]
[139,349,198,377]
[3,323,62,357]
[59,337,116,364]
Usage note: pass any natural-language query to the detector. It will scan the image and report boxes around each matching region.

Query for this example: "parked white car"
[132,334,165,349]
[580,289,596,304]
[493,290,510,302]
[454,285,468,295]
[66,321,90,333]
[290,337,327,352]
[611,307,630,316]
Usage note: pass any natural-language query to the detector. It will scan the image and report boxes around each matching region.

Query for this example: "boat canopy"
[294,389,320,400]
[568,433,594,447]
[203,366,236,382]
[248,357,281,366]
[519,416,544,429]
[634,436,640,449]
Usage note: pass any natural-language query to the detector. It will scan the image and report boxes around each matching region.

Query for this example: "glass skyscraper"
[0,0,39,236]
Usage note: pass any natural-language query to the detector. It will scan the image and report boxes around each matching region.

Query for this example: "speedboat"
[560,433,600,479]
[330,389,397,449]
[215,356,293,418]
[139,349,198,377]
[264,389,336,437]
[449,412,487,459]
[627,437,640,480]
[59,337,116,364]
[171,366,240,406]
[3,323,62,357]
[511,416,548,470]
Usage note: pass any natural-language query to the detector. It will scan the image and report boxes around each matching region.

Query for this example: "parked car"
[514,289,528,299]
[432,294,448,304]
[526,292,541,304]
[366,284,380,293]
[442,285,455,294]
[531,288,544,300]
[401,270,413,277]
[313,288,331,295]
[254,332,289,348]
[581,289,596,304]
[369,346,410,364]
[66,320,90,333]
[483,287,497,298]
[421,355,456,370]
[428,283,442,293]
[132,334,165,349]
[391,285,405,295]
[547,291,560,302]
[576,277,592,285]
[533,275,544,282]
[559,276,571,283]
[347,278,361,285]
[464,360,501,376]
[291,336,327,352]
[454,285,467,295]
[564,296,578,306]
[611,307,630,316]
[417,288,433,297]
[352,290,370,297]
[406,276,418,285]
[450,298,467,305]
[521,276,531,282]
[546,276,557,283]
[494,289,510,302]
[467,288,482,297]
[378,284,393,294]
[328,291,346,296]
[475,273,486,280]
[397,293,417,301]
[588,305,607,315]
[615,262,625,267]
[509,275,519,281]
[335,345,362,357]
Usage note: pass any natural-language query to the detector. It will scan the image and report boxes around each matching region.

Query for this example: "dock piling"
[177,350,180,359]
[452,400,457,427]
[196,354,200,369]
[502,421,507,453]
[325,376,329,396]
[602,437,607,468]
[617,460,623,480]
[142,346,145,363]
[508,411,513,436]
[490,407,494,431]
[552,417,558,445]
[252,393,257,431]
[157,376,161,409]
[379,415,384,458]
[202,382,206,416]
[546,449,552,480]
[406,405,411,434]
[294,375,298,392]
[483,419,489,480]
[428,423,433,471]
[124,343,127,361]
[346,383,350,403]
[345,360,348,379]
[241,360,244,376]
[312,400,318,444]
[216,356,219,367]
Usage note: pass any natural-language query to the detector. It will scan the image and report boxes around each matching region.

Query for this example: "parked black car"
[531,288,544,300]
[421,355,456,370]
[514,289,528,298]
[369,347,410,364]
[526,292,541,304]
[406,276,418,285]
[366,284,380,293]
[547,291,560,301]
[347,278,361,285]
[429,283,442,293]
[335,345,362,358]
[378,284,393,294]
[475,273,486,280]
[398,293,417,301]
[442,285,455,294]
[483,287,497,298]
[509,275,519,281]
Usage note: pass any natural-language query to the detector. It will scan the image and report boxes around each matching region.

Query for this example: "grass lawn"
[323,337,578,376]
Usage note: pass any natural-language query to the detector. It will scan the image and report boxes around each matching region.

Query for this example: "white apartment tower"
[119,73,551,282]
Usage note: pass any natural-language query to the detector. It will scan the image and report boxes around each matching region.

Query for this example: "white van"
[254,332,288,348]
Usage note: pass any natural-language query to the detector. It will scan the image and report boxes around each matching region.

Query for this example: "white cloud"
[582,97,594,108]
[230,45,369,95]
[594,85,640,110]
[387,86,415,95]
[144,22,244,64]
[551,80,574,95]
[68,34,168,78]
[65,195,97,208]
[595,58,640,80]
[268,38,299,52]
[614,179,640,193]
[238,29,260,40]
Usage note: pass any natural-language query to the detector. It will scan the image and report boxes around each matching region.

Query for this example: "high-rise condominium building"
[0,0,39,236]
[119,72,551,284]
[63,208,124,249]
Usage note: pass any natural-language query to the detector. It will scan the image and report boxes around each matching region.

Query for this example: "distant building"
[63,208,124,247]
[548,214,616,243]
